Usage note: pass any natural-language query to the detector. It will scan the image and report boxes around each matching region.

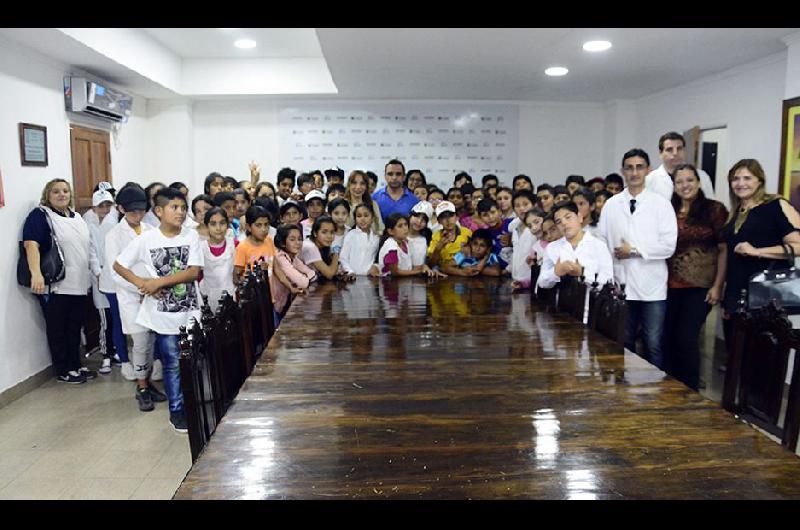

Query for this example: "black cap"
[324,167,344,180]
[116,184,148,211]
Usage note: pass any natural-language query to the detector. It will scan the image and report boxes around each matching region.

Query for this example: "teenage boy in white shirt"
[597,148,677,369]
[114,187,204,433]
[646,131,715,201]
[538,201,614,322]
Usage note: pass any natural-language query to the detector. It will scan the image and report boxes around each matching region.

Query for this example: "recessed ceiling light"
[234,39,257,49]
[583,40,612,52]
[545,66,568,77]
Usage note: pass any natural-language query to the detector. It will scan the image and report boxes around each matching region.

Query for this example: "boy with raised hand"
[113,187,204,433]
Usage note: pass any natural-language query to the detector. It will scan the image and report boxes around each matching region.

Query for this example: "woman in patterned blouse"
[663,163,728,391]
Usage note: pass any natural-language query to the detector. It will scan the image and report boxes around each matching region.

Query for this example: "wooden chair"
[179,317,221,463]
[588,281,627,351]
[723,297,800,452]
[211,292,249,411]
[556,275,587,322]
[252,262,275,351]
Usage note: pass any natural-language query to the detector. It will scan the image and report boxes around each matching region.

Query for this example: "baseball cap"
[304,189,326,203]
[411,200,434,220]
[115,185,147,211]
[435,200,456,217]
[92,189,115,207]
[324,167,344,180]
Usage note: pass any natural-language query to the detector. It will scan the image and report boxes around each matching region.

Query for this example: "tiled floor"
[0,355,191,500]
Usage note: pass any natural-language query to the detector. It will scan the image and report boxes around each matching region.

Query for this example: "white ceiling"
[142,28,324,58]
[1,28,797,102]
[315,28,798,101]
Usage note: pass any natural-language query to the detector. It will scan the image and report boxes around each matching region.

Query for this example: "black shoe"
[136,387,155,412]
[79,367,98,380]
[146,383,168,403]
[56,371,86,385]
[169,410,188,433]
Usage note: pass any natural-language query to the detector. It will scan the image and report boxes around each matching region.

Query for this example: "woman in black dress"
[721,159,800,342]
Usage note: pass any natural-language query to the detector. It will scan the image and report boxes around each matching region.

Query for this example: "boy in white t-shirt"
[114,188,204,433]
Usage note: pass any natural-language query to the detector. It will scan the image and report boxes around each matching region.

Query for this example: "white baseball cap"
[411,200,434,220]
[435,200,456,217]
[92,189,115,207]
[304,189,326,203]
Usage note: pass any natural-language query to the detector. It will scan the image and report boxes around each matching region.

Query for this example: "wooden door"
[682,125,701,167]
[70,125,112,214]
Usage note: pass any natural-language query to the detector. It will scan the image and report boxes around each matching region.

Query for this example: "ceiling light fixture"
[583,40,612,52]
[545,66,568,77]
[235,39,257,49]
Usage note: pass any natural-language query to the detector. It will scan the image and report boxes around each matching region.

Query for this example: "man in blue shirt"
[372,159,419,224]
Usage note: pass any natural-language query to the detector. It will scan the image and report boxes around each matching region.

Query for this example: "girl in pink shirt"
[270,224,317,327]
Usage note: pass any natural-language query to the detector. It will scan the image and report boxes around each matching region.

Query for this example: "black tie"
[630,199,636,214]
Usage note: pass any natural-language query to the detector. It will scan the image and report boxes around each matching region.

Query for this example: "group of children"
[82,168,624,432]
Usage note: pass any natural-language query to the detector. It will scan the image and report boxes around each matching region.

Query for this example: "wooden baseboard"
[0,366,53,409]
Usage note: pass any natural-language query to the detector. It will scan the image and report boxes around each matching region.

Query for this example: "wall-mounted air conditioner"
[64,76,133,123]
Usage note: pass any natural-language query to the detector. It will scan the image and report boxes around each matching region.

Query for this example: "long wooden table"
[175,277,800,499]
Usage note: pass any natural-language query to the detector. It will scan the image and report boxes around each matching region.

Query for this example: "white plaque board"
[279,104,518,190]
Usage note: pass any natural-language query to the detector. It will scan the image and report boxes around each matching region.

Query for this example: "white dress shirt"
[596,188,677,301]
[537,231,614,290]
[339,227,380,275]
[646,163,715,202]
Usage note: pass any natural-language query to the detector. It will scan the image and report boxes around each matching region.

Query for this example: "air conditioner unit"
[64,76,133,123]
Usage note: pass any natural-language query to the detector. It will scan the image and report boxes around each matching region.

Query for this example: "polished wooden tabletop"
[175,277,800,499]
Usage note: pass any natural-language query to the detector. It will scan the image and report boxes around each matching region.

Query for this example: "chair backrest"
[252,262,275,351]
[557,275,587,322]
[179,318,221,463]
[724,298,800,452]
[212,292,249,410]
[530,262,558,308]
[588,281,627,351]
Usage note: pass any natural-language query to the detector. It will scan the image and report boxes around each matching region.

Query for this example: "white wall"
[634,51,788,195]
[784,31,800,99]
[190,99,607,191]
[0,36,149,394]
[145,100,195,190]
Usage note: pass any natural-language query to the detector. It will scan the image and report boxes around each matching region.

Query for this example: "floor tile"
[59,478,145,500]
[82,450,161,479]
[16,449,103,479]
[129,477,184,500]
[147,446,192,480]
[0,450,45,480]
[0,476,72,499]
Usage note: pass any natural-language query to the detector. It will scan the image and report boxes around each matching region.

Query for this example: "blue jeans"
[104,293,129,363]
[625,300,667,369]
[154,334,184,413]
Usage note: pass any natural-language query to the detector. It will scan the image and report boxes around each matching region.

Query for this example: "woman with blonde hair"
[22,178,95,384]
[721,159,800,340]
[344,170,384,235]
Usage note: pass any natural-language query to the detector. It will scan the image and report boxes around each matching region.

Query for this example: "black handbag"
[17,207,66,287]
[747,243,800,314]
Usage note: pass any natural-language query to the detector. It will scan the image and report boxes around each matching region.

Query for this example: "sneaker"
[169,410,188,433]
[146,383,168,403]
[135,386,154,412]
[79,367,98,380]
[56,371,86,384]
[99,358,112,375]
[120,362,137,381]
[151,359,163,382]
[110,354,123,366]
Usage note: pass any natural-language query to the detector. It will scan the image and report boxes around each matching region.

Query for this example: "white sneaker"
[151,359,163,382]
[120,362,137,381]
[99,358,112,375]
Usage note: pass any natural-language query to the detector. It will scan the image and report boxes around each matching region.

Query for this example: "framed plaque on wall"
[19,122,48,167]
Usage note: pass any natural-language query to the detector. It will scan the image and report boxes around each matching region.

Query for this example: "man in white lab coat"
[598,148,678,369]
[645,131,715,201]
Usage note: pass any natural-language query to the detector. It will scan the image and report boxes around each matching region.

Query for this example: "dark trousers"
[39,294,88,377]
[663,288,711,391]
[625,300,667,369]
